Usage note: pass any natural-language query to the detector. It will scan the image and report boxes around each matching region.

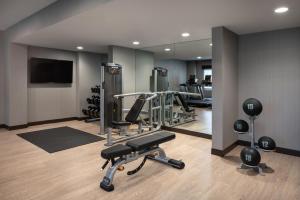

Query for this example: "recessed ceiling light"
[181,32,190,37]
[197,56,202,59]
[209,43,213,47]
[76,46,84,50]
[133,41,140,45]
[164,48,171,52]
[274,7,289,14]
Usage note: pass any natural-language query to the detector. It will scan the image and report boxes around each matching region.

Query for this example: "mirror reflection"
[141,39,212,136]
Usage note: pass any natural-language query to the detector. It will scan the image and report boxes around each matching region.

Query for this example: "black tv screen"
[30,58,73,83]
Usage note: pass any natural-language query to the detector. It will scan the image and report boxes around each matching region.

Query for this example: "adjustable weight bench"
[100,131,185,192]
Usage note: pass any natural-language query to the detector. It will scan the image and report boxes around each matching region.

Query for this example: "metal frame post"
[100,65,105,135]
[249,116,256,148]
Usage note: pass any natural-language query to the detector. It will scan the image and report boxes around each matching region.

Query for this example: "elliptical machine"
[234,98,276,175]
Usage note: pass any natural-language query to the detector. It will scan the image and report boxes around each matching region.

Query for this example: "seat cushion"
[101,144,133,159]
[126,132,175,151]
[125,96,146,123]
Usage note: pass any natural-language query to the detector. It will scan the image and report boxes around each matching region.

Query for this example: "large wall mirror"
[140,39,213,137]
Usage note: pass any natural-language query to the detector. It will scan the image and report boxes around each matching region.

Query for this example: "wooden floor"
[0,120,299,200]
[175,108,212,134]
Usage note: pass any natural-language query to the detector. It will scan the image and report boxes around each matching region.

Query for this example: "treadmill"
[179,75,212,108]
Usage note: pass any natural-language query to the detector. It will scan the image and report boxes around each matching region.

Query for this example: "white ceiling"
[0,0,58,30]
[143,39,212,61]
[13,0,300,53]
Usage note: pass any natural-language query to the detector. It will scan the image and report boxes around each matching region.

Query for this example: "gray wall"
[212,27,239,150]
[195,62,204,81]
[155,59,187,91]
[135,50,154,92]
[0,31,4,124]
[2,45,106,125]
[238,27,300,151]
[186,60,212,97]
[186,61,196,80]
[2,0,109,125]
[186,60,212,81]
[110,46,136,94]
[27,46,78,122]
[78,52,107,117]
[198,60,212,98]
[110,46,136,108]
[6,43,28,126]
[109,46,154,107]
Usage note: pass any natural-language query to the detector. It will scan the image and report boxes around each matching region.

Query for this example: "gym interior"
[0,1,299,199]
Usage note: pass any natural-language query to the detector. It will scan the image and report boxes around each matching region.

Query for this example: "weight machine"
[150,67,169,92]
[158,91,202,127]
[100,63,163,146]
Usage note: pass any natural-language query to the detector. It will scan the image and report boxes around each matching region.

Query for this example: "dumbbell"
[82,109,88,116]
[88,106,94,110]
[87,98,92,104]
[88,106,99,111]
[96,86,100,93]
[92,99,99,105]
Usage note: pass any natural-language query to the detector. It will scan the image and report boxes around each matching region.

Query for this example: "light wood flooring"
[0,120,299,200]
[175,108,212,134]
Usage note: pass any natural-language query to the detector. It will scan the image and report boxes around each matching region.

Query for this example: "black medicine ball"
[243,98,263,116]
[240,147,261,166]
[234,120,249,133]
[258,136,276,151]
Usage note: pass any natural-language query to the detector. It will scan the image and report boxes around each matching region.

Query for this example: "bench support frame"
[100,146,184,192]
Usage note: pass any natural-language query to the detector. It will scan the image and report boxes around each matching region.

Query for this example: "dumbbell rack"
[82,85,101,123]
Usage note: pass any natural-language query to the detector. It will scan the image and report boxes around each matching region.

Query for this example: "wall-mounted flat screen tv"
[30,58,73,83]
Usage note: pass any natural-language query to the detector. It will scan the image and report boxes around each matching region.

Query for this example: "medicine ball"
[258,136,276,151]
[240,147,261,166]
[243,98,263,116]
[234,120,249,133]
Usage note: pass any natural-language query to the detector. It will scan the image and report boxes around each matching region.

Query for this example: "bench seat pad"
[101,144,132,159]
[126,132,175,151]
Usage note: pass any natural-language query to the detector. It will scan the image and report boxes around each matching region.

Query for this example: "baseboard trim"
[0,124,5,129]
[3,117,79,131]
[211,148,225,157]
[211,140,239,157]
[276,147,300,157]
[162,126,212,139]
[237,140,251,146]
[6,124,29,130]
[237,140,300,157]
[28,117,78,126]
[77,117,89,121]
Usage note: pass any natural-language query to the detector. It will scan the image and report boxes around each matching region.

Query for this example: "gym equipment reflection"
[144,39,213,136]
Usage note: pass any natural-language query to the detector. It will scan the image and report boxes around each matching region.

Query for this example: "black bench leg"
[100,176,114,192]
[100,159,125,192]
